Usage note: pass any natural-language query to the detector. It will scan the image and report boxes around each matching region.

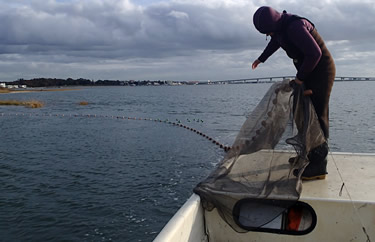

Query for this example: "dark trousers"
[295,29,335,162]
[302,29,336,139]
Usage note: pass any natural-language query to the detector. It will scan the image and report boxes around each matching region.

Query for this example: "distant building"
[187,81,199,85]
[7,85,18,89]
[0,83,6,88]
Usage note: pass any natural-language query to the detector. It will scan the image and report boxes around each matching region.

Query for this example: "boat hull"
[154,152,375,241]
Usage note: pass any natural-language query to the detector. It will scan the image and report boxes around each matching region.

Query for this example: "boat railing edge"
[153,193,207,242]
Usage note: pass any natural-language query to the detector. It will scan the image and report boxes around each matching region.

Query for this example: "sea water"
[0,81,374,241]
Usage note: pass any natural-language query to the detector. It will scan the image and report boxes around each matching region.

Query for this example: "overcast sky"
[0,0,374,82]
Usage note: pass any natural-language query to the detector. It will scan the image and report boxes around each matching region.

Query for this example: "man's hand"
[303,89,313,96]
[294,78,303,85]
[252,59,261,69]
[291,78,313,96]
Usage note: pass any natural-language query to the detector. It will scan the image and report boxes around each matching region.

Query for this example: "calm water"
[0,81,374,241]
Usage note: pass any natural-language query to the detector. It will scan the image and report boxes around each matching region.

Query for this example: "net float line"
[0,112,231,152]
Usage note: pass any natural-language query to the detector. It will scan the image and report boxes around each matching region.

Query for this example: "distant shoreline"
[1,79,375,94]
[0,88,80,94]
[3,76,374,89]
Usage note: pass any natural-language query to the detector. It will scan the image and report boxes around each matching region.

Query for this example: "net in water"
[193,79,326,232]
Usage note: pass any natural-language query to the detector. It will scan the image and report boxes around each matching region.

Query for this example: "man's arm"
[288,20,322,81]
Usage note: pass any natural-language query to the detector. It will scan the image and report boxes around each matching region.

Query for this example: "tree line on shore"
[7,78,175,87]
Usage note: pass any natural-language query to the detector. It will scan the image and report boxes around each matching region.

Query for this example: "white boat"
[154,152,375,242]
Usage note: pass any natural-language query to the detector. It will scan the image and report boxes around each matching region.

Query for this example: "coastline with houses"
[1,76,375,91]
[0,83,27,89]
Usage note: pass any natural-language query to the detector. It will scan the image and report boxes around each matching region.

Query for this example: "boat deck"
[301,152,375,202]
[154,152,375,242]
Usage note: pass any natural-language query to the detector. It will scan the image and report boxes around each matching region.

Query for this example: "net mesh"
[193,79,326,232]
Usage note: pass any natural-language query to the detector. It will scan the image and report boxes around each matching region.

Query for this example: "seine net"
[193,79,326,232]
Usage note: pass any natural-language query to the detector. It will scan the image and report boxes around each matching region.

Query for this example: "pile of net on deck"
[193,79,326,232]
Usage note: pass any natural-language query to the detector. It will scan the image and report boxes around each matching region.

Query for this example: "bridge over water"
[212,76,375,84]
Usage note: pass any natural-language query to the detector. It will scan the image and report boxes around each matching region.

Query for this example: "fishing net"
[193,79,326,232]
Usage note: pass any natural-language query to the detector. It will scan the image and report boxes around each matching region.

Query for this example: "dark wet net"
[193,79,326,232]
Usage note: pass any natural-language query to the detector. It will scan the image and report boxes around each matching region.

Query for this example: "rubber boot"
[292,142,329,180]
[300,159,327,180]
[302,142,329,180]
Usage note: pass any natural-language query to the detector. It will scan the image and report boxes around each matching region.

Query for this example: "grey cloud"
[269,1,375,42]
[0,0,255,59]
[0,0,374,82]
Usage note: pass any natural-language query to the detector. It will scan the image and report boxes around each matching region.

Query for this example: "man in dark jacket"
[252,6,335,180]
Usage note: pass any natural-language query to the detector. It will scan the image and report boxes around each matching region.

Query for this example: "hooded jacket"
[253,6,324,81]
[253,6,335,139]
[253,6,283,34]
